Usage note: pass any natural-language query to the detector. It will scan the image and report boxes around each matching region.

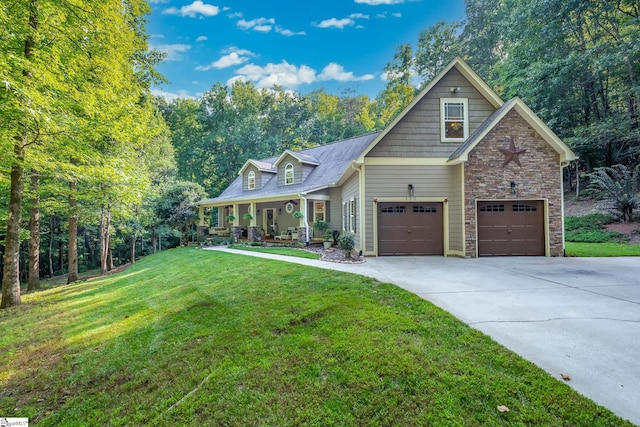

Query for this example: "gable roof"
[273,149,320,167]
[197,132,380,205]
[357,57,504,162]
[447,97,577,164]
[238,159,276,175]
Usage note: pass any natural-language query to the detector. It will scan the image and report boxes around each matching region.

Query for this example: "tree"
[154,181,207,245]
[1,0,160,307]
[588,164,640,222]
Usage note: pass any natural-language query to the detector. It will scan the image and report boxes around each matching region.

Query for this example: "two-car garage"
[376,200,545,257]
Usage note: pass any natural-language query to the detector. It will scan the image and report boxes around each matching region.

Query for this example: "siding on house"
[369,68,496,158]
[363,164,464,255]
[277,154,302,186]
[340,171,361,252]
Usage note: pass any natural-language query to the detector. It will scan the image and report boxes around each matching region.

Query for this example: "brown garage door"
[477,200,544,256]
[378,202,443,256]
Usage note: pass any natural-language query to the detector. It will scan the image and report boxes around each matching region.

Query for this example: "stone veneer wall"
[464,110,565,257]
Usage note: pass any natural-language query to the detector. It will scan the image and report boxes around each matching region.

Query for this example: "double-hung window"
[441,98,468,142]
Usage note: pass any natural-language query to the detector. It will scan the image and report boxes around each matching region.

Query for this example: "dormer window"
[441,98,468,142]
[285,163,294,185]
[247,171,256,190]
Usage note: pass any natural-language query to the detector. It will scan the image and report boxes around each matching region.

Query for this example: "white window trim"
[440,98,469,142]
[247,171,256,190]
[349,197,356,233]
[284,163,294,185]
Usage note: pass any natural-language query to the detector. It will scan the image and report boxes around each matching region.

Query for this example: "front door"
[263,208,276,236]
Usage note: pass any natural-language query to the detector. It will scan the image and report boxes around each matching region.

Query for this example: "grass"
[565,213,640,256]
[0,248,632,426]
[565,213,623,243]
[229,244,321,259]
[565,242,640,257]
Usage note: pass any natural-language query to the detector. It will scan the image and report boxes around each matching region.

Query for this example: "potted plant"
[323,229,333,249]
[293,211,304,219]
[338,232,355,259]
[225,214,235,222]
[243,212,253,221]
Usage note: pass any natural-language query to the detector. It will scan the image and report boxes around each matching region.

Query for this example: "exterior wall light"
[408,184,415,197]
[510,181,518,194]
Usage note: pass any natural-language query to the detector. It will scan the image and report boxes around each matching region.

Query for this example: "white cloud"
[228,61,374,90]
[152,43,192,61]
[275,26,306,36]
[319,63,375,82]
[237,17,275,31]
[355,0,404,4]
[196,36,208,42]
[196,48,256,71]
[231,61,317,89]
[314,18,355,29]
[392,12,402,18]
[162,1,220,18]
[349,13,370,19]
[151,88,195,102]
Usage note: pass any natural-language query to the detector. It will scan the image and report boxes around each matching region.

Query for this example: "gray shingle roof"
[448,99,515,161]
[199,132,380,204]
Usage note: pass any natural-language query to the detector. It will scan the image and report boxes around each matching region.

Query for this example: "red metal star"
[499,138,526,166]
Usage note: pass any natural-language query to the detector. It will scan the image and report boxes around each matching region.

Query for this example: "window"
[342,199,355,233]
[247,171,256,190]
[314,201,326,222]
[413,205,437,213]
[285,163,294,185]
[381,206,406,213]
[513,204,537,212]
[479,204,505,212]
[349,198,356,233]
[441,98,468,142]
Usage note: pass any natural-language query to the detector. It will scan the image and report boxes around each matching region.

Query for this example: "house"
[196,57,577,257]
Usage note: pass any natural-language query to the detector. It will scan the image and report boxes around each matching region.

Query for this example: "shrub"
[338,233,355,257]
[587,164,640,222]
[565,214,625,243]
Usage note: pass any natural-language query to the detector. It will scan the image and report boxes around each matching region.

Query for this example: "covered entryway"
[477,200,544,256]
[377,202,443,256]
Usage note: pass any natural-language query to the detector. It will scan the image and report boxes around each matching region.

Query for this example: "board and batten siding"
[368,68,496,158]
[363,164,464,255]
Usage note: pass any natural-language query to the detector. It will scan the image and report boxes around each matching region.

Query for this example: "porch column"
[217,207,222,227]
[249,202,257,227]
[198,206,205,226]
[232,204,239,227]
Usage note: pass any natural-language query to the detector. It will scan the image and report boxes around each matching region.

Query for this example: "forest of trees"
[2,0,639,308]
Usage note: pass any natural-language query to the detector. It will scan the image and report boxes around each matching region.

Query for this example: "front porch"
[197,196,331,244]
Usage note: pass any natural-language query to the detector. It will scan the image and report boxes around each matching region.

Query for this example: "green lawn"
[0,248,631,426]
[565,242,640,257]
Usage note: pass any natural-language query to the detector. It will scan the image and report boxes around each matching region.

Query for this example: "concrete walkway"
[206,247,640,425]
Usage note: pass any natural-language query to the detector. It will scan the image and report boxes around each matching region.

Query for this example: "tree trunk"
[152,227,157,253]
[48,215,54,277]
[67,176,78,284]
[100,204,108,274]
[1,139,26,308]
[27,172,40,291]
[130,235,136,264]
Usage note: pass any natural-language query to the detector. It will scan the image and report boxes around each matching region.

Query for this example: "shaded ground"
[565,196,640,244]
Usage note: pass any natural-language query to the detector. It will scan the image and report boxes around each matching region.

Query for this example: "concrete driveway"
[209,248,640,425]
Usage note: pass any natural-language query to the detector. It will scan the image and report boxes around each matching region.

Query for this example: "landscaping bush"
[565,213,625,243]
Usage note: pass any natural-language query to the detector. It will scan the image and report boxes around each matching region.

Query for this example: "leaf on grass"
[561,373,571,381]
[497,405,510,413]
[93,346,100,352]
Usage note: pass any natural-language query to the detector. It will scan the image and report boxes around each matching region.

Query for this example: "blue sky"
[147,0,465,101]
